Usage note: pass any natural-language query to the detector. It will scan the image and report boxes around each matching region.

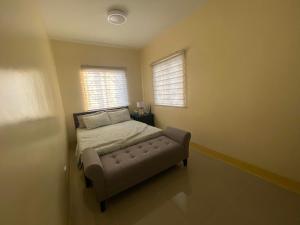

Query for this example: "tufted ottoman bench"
[82,127,191,212]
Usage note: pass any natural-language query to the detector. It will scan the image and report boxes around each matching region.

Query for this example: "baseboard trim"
[190,142,300,194]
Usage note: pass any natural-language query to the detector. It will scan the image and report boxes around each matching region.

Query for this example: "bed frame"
[73,106,129,128]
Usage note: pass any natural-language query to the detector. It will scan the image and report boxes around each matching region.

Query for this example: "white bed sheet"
[76,120,162,158]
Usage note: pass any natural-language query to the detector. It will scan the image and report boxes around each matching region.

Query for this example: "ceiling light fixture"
[107,9,127,25]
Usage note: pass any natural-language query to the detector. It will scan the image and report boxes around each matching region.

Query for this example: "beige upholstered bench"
[82,127,191,212]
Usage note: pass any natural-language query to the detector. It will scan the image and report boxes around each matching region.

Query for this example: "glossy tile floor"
[69,148,300,225]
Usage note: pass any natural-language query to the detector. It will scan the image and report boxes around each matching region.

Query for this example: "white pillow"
[82,112,111,129]
[108,109,131,124]
[77,115,86,128]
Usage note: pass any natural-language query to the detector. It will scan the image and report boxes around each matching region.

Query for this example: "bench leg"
[100,200,106,212]
[183,159,188,167]
[85,176,92,188]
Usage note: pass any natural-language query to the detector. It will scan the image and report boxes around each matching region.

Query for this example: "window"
[152,51,186,107]
[80,67,129,111]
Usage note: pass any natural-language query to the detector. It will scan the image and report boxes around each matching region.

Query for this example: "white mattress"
[76,120,162,158]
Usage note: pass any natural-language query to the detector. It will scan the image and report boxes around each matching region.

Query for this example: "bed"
[73,107,191,211]
[73,107,162,161]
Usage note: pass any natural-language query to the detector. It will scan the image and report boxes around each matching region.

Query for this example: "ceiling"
[38,0,206,48]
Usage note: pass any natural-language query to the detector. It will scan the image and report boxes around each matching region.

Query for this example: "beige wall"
[141,0,300,181]
[51,40,143,144]
[0,0,69,225]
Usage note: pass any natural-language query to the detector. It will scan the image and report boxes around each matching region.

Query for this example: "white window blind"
[152,52,186,107]
[80,67,129,111]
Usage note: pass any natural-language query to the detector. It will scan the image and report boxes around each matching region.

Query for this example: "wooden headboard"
[73,106,129,128]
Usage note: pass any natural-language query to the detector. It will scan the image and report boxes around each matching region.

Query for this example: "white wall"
[0,0,69,224]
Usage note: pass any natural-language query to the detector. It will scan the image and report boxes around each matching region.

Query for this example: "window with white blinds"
[152,52,186,107]
[80,67,129,111]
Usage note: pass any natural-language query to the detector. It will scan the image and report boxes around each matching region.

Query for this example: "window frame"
[151,50,187,108]
[80,65,130,111]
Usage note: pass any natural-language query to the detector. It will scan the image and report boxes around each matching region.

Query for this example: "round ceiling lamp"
[107,9,127,25]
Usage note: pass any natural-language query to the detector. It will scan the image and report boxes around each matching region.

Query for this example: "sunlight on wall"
[0,68,52,126]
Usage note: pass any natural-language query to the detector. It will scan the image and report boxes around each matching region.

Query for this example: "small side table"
[131,113,155,126]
